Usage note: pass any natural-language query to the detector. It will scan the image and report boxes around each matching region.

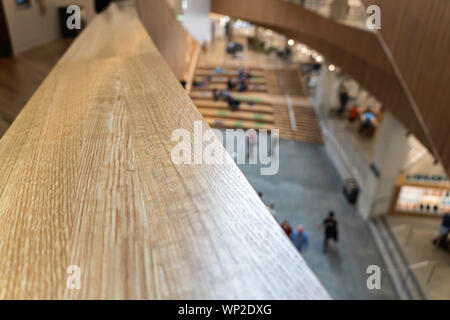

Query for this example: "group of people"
[347,105,377,135]
[211,68,254,111]
[258,193,339,255]
[227,68,252,92]
[337,81,378,136]
[280,211,339,254]
[212,88,240,111]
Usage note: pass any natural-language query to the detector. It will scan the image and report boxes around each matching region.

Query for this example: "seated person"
[238,68,245,79]
[227,79,236,90]
[237,79,249,92]
[226,96,240,111]
[439,213,450,236]
[212,88,219,101]
[220,89,232,101]
[360,108,376,134]
[244,68,251,80]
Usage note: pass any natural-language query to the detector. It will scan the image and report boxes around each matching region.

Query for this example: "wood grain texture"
[0,4,328,300]
[211,0,444,171]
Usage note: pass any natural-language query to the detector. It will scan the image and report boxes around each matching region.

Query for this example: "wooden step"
[192,99,273,114]
[190,91,272,105]
[197,64,264,71]
[205,117,275,130]
[191,83,267,92]
[198,108,275,123]
[194,75,266,85]
[195,69,265,77]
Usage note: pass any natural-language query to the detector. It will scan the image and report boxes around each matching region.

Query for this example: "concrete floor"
[236,138,398,299]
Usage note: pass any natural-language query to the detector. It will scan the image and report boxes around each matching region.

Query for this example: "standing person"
[270,130,279,158]
[267,203,277,220]
[227,79,236,90]
[322,211,338,253]
[348,105,359,123]
[201,41,208,55]
[438,213,450,236]
[225,20,233,41]
[291,225,309,254]
[280,221,293,237]
[338,82,350,115]
[212,88,219,101]
[247,129,258,162]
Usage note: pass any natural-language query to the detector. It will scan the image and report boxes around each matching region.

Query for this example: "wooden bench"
[194,75,267,85]
[192,99,273,114]
[195,68,265,77]
[191,83,268,92]
[205,117,275,130]
[190,91,273,105]
[198,108,275,123]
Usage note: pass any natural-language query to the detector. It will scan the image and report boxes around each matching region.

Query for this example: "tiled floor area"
[235,138,398,299]
[387,215,450,300]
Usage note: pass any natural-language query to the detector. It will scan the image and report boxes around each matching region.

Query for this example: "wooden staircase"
[265,69,322,144]
[191,65,275,131]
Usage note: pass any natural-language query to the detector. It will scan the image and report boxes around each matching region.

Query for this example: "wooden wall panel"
[362,0,450,173]
[135,0,198,80]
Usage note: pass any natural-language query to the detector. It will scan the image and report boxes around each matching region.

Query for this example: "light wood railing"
[0,3,328,299]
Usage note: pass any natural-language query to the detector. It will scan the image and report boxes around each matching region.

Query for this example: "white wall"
[357,112,409,219]
[182,0,210,43]
[3,0,96,55]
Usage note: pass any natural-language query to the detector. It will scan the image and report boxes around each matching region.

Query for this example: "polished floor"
[0,38,73,137]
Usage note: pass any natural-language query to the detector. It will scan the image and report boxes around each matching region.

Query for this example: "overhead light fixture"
[315,55,323,62]
[328,64,335,71]
[288,39,294,46]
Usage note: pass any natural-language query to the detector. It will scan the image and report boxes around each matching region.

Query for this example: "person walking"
[291,225,309,254]
[338,82,350,115]
[322,211,338,253]
[438,213,450,236]
[280,221,293,237]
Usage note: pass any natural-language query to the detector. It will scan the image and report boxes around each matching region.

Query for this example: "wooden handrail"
[0,3,328,299]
